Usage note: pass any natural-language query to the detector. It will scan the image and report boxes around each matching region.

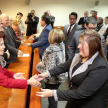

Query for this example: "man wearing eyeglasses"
[68,16,107,58]
[25,10,39,36]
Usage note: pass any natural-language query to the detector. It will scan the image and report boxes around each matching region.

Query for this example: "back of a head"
[48,29,65,44]
[85,16,97,25]
[41,15,50,25]
[17,12,23,17]
[80,30,106,60]
[13,18,20,26]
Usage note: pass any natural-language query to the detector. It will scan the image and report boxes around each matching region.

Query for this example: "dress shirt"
[67,23,76,32]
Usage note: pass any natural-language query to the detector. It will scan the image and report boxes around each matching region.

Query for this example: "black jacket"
[49,55,108,108]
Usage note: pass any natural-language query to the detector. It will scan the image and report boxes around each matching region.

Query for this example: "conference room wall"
[0,0,108,33]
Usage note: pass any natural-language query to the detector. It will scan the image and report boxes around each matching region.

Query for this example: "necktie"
[67,24,72,36]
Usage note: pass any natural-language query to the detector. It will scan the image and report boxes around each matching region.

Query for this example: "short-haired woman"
[36,30,108,108]
[36,29,67,108]
[12,18,22,40]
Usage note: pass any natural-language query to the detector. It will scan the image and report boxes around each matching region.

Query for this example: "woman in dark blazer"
[36,30,108,108]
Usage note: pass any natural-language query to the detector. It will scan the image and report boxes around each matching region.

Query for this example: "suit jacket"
[78,17,86,26]
[31,25,52,59]
[48,54,108,108]
[68,30,107,58]
[0,65,27,88]
[25,16,39,36]
[49,15,55,28]
[12,25,22,40]
[63,23,83,55]
[1,26,21,64]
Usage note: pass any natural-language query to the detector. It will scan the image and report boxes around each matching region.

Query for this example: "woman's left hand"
[36,89,54,98]
[13,73,26,79]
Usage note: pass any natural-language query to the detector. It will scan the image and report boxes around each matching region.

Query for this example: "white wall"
[0,0,108,32]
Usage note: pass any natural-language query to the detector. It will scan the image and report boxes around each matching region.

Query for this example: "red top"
[0,65,27,89]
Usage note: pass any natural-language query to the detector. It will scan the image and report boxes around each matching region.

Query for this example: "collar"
[69,52,99,78]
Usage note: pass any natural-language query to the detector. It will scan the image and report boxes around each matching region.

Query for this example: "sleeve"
[2,53,8,61]
[101,35,107,58]
[4,40,18,56]
[33,37,39,42]
[0,69,27,89]
[31,29,49,49]
[56,67,108,101]
[68,36,76,58]
[14,28,22,41]
[48,57,73,77]
[25,17,39,24]
[78,18,81,25]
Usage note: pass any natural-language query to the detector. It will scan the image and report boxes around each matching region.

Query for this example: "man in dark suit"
[45,10,55,28]
[78,11,89,27]
[69,16,107,58]
[27,15,52,59]
[1,14,26,65]
[25,10,39,36]
[96,17,103,32]
[63,12,83,60]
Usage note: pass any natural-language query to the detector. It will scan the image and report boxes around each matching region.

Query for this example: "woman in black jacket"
[36,30,108,108]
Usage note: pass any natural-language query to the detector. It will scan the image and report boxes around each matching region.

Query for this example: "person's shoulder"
[74,29,85,36]
[45,25,52,30]
[34,16,39,19]
[75,23,84,30]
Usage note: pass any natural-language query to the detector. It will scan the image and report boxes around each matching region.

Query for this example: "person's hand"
[13,73,26,79]
[36,89,54,98]
[28,36,34,41]
[5,50,10,59]
[26,43,31,46]
[27,76,41,87]
[18,50,23,57]
[21,40,26,46]
[35,72,49,82]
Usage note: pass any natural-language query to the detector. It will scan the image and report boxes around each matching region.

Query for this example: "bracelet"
[50,91,53,97]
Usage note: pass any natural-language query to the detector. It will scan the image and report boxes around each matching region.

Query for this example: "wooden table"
[29,48,41,108]
[0,38,32,108]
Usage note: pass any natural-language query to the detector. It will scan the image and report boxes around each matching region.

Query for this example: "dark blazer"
[68,30,107,58]
[48,55,108,108]
[63,23,83,56]
[25,16,39,36]
[78,17,86,26]
[1,26,21,64]
[31,25,52,59]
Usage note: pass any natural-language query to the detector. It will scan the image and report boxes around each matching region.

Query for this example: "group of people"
[0,9,108,108]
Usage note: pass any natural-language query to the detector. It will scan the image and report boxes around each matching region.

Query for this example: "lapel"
[69,52,99,79]
[64,24,69,40]
[3,26,15,41]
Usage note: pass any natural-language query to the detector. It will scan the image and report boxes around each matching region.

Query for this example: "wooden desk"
[29,48,41,108]
[0,38,32,108]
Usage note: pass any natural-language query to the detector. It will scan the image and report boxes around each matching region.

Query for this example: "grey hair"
[98,17,103,22]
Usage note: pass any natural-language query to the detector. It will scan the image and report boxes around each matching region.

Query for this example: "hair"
[48,29,65,44]
[41,15,50,25]
[13,18,20,26]
[85,16,97,25]
[98,17,103,23]
[31,10,35,12]
[0,10,2,14]
[105,16,108,20]
[17,12,23,17]
[103,28,108,40]
[69,12,78,19]
[84,11,89,14]
[79,30,106,61]
[92,11,97,14]
[0,32,5,40]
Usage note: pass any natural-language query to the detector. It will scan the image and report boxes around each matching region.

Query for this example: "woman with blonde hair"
[36,29,67,108]
[36,30,108,108]
[12,18,22,40]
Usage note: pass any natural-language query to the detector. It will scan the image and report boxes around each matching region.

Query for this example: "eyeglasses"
[31,13,34,14]
[87,25,97,30]
[70,18,76,20]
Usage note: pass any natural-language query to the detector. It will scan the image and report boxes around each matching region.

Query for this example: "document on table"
[18,54,30,57]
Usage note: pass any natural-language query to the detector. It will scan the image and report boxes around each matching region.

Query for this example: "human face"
[105,18,108,25]
[84,12,88,18]
[31,11,35,16]
[9,18,13,26]
[78,37,89,58]
[69,15,77,25]
[97,18,102,24]
[17,15,22,19]
[92,12,96,17]
[85,23,97,31]
[2,16,9,27]
[40,18,46,27]
[0,38,5,55]
[0,19,3,31]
